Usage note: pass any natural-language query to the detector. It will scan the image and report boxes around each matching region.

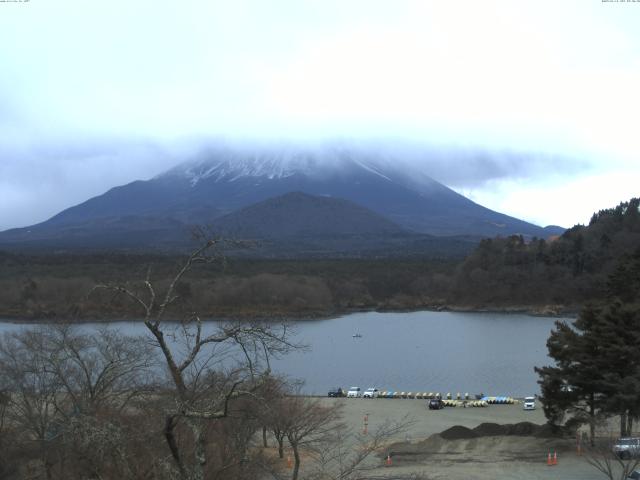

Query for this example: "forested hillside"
[0,199,637,320]
[446,198,640,309]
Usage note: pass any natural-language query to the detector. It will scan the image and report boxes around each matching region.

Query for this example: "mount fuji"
[0,144,564,254]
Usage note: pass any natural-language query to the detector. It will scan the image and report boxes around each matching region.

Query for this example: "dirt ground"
[318,397,621,480]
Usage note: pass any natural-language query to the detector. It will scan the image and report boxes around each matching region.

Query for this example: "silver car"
[363,387,379,398]
[614,437,640,459]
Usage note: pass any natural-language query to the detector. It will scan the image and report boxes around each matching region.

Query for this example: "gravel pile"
[440,425,478,440]
[440,422,557,439]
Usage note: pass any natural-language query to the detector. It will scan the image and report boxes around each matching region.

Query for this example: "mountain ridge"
[0,145,565,253]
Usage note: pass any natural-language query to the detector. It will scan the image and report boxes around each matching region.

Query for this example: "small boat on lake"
[352,333,362,338]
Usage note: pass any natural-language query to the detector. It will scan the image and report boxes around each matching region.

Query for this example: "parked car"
[428,398,444,410]
[628,470,640,479]
[363,387,379,398]
[347,387,362,398]
[328,387,344,397]
[614,438,640,459]
[560,384,574,393]
[523,396,536,410]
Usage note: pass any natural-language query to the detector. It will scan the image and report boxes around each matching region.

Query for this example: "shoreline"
[0,303,579,324]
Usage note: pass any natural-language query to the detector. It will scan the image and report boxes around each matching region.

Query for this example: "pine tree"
[536,248,640,442]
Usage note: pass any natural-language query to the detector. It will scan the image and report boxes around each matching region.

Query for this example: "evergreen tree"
[535,308,608,444]
[536,248,640,442]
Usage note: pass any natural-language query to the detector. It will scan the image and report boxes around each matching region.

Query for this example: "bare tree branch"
[88,238,299,480]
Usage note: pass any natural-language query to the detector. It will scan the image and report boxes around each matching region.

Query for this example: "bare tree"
[0,325,159,480]
[262,395,424,480]
[0,330,63,479]
[263,394,343,480]
[93,239,298,480]
[252,375,290,455]
[286,400,342,480]
[45,325,158,479]
[0,388,7,437]
[586,439,640,480]
[42,325,156,417]
[270,408,288,460]
[305,415,426,480]
[0,387,15,479]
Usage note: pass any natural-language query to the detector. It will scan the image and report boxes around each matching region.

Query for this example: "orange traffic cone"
[552,451,558,465]
[386,454,392,466]
[547,452,553,466]
[287,455,293,469]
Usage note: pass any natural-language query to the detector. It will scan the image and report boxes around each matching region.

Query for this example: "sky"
[0,0,639,231]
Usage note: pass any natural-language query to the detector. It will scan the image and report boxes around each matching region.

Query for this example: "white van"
[523,396,536,410]
[347,387,362,398]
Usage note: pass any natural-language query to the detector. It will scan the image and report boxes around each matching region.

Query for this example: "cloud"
[371,143,592,189]
[0,139,178,230]
[1,0,638,154]
[462,168,640,228]
[0,0,638,230]
[262,1,640,160]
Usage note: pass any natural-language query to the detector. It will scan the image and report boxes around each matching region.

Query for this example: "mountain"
[204,192,478,258]
[211,191,405,238]
[0,144,564,253]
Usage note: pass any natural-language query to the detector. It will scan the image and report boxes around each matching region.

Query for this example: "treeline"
[0,256,456,320]
[1,198,639,320]
[448,198,640,310]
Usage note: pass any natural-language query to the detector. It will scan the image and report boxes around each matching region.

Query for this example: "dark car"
[428,398,444,410]
[328,387,344,397]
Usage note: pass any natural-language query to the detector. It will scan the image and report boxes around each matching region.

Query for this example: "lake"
[0,310,568,397]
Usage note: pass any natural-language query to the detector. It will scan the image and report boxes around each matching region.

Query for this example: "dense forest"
[449,197,640,310]
[0,198,638,321]
[0,254,456,320]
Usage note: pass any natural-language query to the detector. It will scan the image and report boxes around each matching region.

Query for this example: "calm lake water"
[0,311,569,397]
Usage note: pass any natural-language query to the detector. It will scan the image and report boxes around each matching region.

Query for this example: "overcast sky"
[1,0,639,231]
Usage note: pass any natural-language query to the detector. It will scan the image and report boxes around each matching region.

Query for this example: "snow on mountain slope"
[160,144,344,185]
[0,143,562,246]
